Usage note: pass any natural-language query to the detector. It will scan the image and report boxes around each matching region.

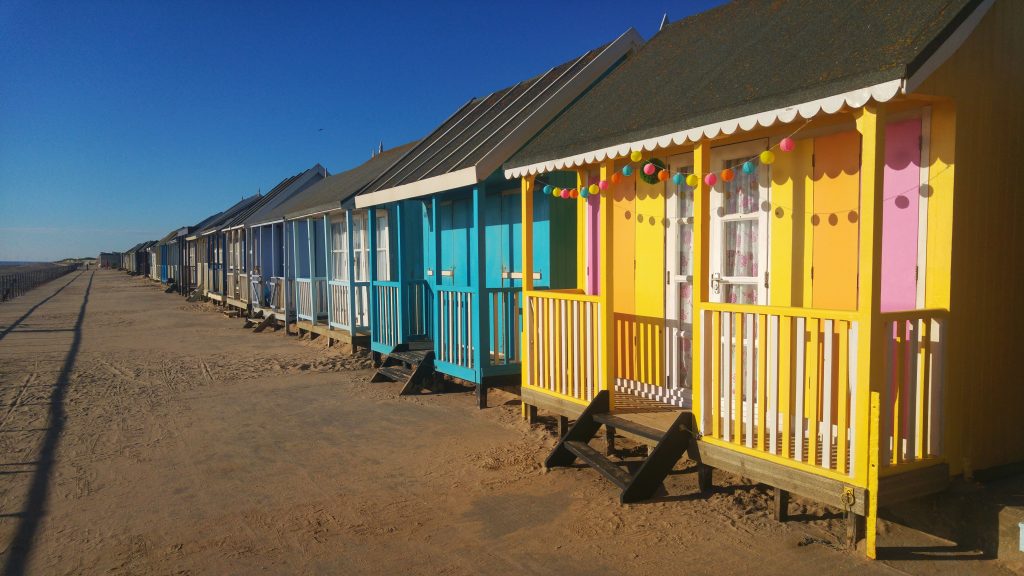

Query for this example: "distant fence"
[0,265,80,303]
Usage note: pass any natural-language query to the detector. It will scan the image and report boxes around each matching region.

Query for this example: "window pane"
[723,158,760,216]
[724,284,757,304]
[724,220,758,277]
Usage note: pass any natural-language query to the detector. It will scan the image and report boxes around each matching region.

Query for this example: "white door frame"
[666,152,695,393]
[709,139,771,305]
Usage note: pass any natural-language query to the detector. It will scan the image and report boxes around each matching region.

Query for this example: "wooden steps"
[545,390,708,503]
[370,342,436,394]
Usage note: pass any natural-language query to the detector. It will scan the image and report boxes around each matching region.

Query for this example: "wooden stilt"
[773,488,790,522]
[557,416,570,438]
[605,426,616,455]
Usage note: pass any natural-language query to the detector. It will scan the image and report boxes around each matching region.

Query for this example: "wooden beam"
[598,162,616,412]
[692,140,711,432]
[854,103,887,559]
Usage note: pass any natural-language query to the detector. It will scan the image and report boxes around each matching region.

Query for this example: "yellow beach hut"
[503,0,1023,557]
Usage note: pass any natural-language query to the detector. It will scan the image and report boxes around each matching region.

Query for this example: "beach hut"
[354,30,642,406]
[234,164,327,324]
[278,143,419,348]
[181,210,224,297]
[195,193,264,304]
[184,194,261,300]
[502,0,1022,556]
[221,165,328,316]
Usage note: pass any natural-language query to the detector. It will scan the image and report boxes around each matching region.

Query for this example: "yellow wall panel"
[811,131,861,310]
[634,177,665,386]
[611,175,636,381]
[769,139,812,307]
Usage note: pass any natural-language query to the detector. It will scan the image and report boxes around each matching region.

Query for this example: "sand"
[0,270,1017,575]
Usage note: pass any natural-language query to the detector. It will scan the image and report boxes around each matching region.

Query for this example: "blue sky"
[0,0,723,261]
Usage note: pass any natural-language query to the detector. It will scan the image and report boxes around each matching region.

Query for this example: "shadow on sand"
[2,271,92,576]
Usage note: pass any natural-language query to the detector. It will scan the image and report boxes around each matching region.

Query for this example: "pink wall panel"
[881,118,922,312]
[587,195,600,294]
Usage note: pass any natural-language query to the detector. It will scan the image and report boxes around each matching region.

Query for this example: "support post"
[430,198,441,356]
[395,202,406,343]
[346,210,357,335]
[368,209,378,345]
[471,185,489,408]
[324,213,333,327]
[521,176,534,391]
[598,162,616,412]
[307,218,317,322]
[557,415,570,438]
[692,140,711,434]
[854,103,887,559]
[773,488,790,522]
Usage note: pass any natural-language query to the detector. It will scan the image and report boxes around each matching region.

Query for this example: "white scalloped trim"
[504,79,903,178]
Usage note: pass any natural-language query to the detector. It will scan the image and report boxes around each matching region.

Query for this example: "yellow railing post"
[599,161,616,411]
[521,175,535,419]
[692,141,711,431]
[855,103,887,558]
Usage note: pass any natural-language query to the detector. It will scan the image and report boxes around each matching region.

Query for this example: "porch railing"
[314,277,327,320]
[879,309,947,473]
[270,276,285,312]
[373,281,401,347]
[328,280,351,329]
[488,287,521,366]
[406,280,432,340]
[227,270,236,300]
[523,289,604,406]
[698,303,861,481]
[437,287,474,368]
[295,278,326,322]
[239,273,249,304]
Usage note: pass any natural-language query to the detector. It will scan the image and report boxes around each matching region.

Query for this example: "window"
[352,212,368,282]
[331,219,348,281]
[375,209,391,281]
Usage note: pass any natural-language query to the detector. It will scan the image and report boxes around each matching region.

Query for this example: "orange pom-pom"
[657,169,670,182]
[611,172,622,184]
[721,168,735,182]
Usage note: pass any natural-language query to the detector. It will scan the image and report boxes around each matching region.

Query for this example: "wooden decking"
[522,388,949,519]
[293,320,370,350]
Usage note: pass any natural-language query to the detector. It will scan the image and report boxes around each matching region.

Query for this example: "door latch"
[711,272,722,295]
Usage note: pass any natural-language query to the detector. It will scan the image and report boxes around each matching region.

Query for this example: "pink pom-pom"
[780,137,795,152]
[704,173,718,186]
[598,180,609,191]
[560,189,570,199]
[643,163,656,176]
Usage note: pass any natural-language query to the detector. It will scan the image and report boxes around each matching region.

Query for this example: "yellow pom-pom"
[630,150,643,162]
[685,174,699,187]
[588,184,599,195]
[759,150,776,165]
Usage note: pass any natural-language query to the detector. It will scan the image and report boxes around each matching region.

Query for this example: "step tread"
[406,340,434,351]
[563,440,632,490]
[593,413,666,442]
[376,366,413,382]
[389,350,432,365]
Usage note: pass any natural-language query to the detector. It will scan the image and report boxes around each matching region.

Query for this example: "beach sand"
[0,270,1016,575]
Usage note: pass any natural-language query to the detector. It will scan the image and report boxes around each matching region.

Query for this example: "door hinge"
[810,267,814,280]
[667,270,670,285]
[918,135,924,152]
[811,153,815,168]
[764,271,770,289]
[915,265,919,281]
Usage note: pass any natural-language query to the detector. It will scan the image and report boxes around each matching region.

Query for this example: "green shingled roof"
[506,0,978,170]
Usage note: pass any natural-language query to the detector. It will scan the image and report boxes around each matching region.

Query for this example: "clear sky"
[0,0,724,261]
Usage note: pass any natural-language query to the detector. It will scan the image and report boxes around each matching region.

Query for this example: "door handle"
[711,272,722,295]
